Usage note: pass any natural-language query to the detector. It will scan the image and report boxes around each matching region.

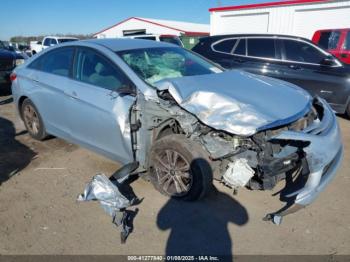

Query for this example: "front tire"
[21,98,47,140]
[148,134,213,201]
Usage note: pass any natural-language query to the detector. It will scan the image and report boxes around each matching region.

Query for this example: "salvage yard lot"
[0,94,349,255]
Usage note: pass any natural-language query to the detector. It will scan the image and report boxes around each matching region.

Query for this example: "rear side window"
[283,40,326,64]
[74,48,130,91]
[28,56,44,70]
[28,48,74,77]
[233,39,246,55]
[212,39,237,53]
[41,48,74,77]
[344,32,350,51]
[318,31,341,49]
[247,38,276,58]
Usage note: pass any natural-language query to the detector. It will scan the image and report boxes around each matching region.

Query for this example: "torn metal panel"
[77,173,136,242]
[154,70,312,136]
[201,133,238,159]
[77,174,131,215]
[111,96,135,164]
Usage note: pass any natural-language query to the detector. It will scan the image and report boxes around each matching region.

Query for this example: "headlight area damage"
[129,71,343,224]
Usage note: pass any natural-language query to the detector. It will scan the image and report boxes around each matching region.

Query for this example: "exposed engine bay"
[133,90,315,191]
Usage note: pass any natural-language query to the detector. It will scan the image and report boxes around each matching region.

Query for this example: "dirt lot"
[0,93,349,256]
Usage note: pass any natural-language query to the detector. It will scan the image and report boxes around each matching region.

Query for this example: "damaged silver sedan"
[12,39,343,222]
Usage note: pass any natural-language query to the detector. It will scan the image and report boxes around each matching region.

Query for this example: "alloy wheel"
[154,149,193,197]
[23,104,40,135]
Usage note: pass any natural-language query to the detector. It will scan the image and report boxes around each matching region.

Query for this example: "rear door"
[65,47,136,163]
[25,47,75,137]
[243,37,285,79]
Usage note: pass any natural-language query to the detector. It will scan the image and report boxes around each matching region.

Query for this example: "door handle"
[340,54,348,58]
[288,64,301,70]
[32,76,39,83]
[65,90,78,99]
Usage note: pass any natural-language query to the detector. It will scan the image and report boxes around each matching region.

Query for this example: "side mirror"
[8,46,15,51]
[116,84,137,97]
[320,56,337,66]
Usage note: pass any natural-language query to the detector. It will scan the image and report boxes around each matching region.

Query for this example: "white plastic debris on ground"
[222,159,255,188]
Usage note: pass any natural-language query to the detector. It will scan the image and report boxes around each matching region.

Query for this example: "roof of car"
[82,38,175,51]
[201,34,311,42]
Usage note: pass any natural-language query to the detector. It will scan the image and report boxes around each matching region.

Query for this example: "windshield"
[117,47,222,85]
[58,38,78,43]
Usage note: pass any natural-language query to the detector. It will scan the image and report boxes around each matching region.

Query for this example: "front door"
[65,47,136,163]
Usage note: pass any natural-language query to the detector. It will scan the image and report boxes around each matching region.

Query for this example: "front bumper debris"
[77,163,141,243]
[266,97,343,224]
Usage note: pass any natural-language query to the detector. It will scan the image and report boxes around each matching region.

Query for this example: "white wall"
[95,19,181,38]
[210,0,350,39]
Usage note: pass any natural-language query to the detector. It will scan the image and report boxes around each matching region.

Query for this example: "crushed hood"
[154,70,312,136]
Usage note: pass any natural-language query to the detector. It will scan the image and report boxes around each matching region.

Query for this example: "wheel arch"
[18,96,29,120]
[153,118,184,141]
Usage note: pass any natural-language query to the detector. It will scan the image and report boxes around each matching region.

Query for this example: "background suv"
[192,34,350,117]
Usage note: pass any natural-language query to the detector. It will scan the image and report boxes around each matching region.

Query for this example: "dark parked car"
[192,34,350,117]
[0,40,26,94]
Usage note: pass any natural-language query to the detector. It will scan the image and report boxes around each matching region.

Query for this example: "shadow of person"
[156,158,249,257]
[0,117,36,185]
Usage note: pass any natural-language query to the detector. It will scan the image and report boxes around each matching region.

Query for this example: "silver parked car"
[11,39,343,223]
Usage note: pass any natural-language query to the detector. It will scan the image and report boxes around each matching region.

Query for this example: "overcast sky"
[0,0,278,40]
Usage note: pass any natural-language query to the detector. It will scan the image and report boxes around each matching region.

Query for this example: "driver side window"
[283,39,326,64]
[74,48,131,91]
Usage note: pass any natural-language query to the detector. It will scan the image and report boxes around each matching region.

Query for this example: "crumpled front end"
[266,97,343,224]
[140,71,342,224]
[150,92,342,224]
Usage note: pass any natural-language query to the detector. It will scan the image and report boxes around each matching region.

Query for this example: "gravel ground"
[0,94,349,255]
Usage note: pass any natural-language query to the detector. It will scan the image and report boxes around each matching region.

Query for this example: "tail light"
[10,73,17,82]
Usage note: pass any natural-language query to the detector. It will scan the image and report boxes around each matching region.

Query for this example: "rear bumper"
[268,97,343,223]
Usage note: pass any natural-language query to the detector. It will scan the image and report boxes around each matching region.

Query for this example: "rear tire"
[21,98,47,140]
[148,134,213,201]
